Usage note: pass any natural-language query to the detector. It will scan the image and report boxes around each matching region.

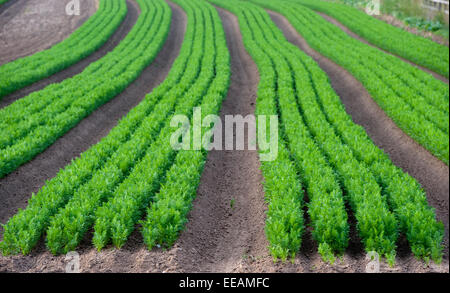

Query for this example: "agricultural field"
[0,0,448,275]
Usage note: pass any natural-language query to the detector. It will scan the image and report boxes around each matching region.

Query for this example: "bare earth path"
[0,1,448,274]
[0,0,187,264]
[164,6,267,273]
[265,10,449,272]
[0,0,136,109]
[315,11,449,84]
[0,0,97,65]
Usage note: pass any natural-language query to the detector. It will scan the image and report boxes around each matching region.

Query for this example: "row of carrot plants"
[0,0,170,179]
[0,0,127,99]
[292,0,449,78]
[212,0,339,262]
[251,0,449,165]
[0,0,173,255]
[242,0,396,264]
[0,0,231,256]
[214,0,444,264]
[141,0,230,249]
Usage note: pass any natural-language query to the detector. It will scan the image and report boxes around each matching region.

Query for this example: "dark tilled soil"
[162,6,267,273]
[0,0,97,65]
[0,2,448,274]
[266,10,449,272]
[0,0,137,109]
[316,11,449,84]
[0,0,186,247]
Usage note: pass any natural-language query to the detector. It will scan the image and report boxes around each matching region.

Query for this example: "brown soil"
[0,1,448,274]
[375,14,449,47]
[0,0,98,65]
[316,12,449,84]
[0,0,186,257]
[0,0,137,109]
[266,10,449,272]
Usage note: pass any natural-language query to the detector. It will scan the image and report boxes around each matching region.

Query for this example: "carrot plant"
[215,0,443,264]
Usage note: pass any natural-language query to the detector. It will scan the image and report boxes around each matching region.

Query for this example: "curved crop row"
[0,0,231,256]
[291,0,449,78]
[249,0,398,263]
[215,0,443,264]
[251,0,449,165]
[212,0,349,262]
[211,0,348,263]
[140,3,230,251]
[0,0,174,255]
[256,0,444,263]
[94,0,229,252]
[0,0,170,179]
[0,0,127,99]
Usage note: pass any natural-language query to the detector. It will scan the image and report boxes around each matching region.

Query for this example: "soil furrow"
[268,10,449,263]
[0,0,133,109]
[0,1,448,274]
[165,5,267,273]
[0,1,186,235]
[316,11,449,84]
